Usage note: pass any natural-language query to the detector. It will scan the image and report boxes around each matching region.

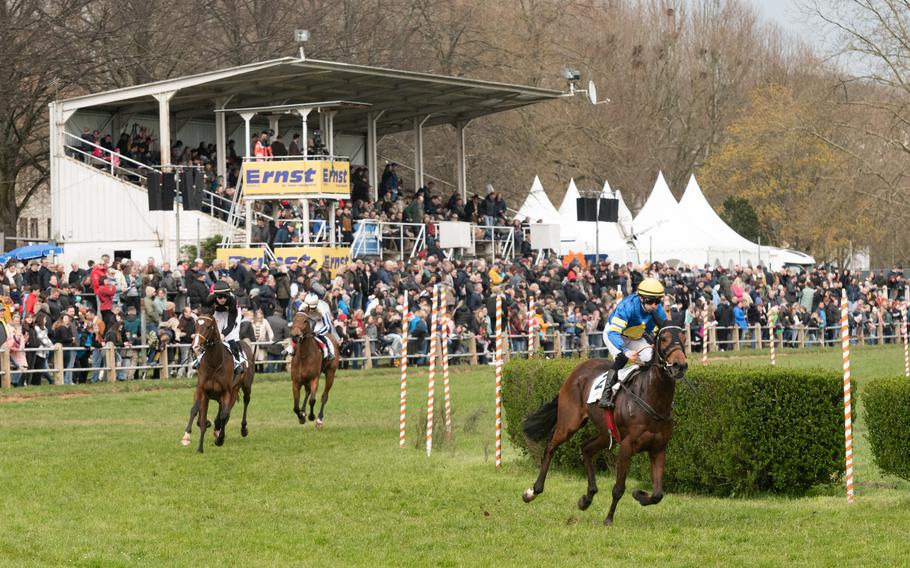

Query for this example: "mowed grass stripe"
[1,352,909,567]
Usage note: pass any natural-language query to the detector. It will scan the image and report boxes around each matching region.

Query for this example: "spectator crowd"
[2,246,908,388]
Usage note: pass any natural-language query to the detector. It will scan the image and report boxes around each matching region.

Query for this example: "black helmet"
[212,281,232,296]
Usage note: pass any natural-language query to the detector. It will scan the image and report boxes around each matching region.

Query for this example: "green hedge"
[502,359,852,496]
[864,377,910,481]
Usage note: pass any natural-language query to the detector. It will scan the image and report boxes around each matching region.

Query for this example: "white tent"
[514,176,560,224]
[632,172,720,266]
[558,179,583,254]
[591,180,637,263]
[677,174,815,269]
[632,171,679,236]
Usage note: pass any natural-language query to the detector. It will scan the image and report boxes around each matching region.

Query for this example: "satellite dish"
[588,80,598,105]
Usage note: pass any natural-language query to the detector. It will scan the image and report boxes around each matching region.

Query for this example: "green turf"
[1,346,909,567]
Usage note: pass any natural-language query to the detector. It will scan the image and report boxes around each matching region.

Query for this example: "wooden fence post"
[581,331,590,358]
[754,324,763,350]
[554,331,562,358]
[503,333,511,363]
[732,326,741,351]
[160,345,170,380]
[777,330,784,351]
[878,319,885,345]
[53,344,65,385]
[1,346,11,389]
[683,328,692,355]
[363,338,373,370]
[468,335,478,365]
[798,327,806,349]
[104,342,117,383]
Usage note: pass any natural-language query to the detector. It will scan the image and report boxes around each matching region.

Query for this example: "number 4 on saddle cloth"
[586,366,643,442]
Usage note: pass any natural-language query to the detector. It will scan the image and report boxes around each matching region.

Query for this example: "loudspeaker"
[598,198,619,222]
[147,171,163,211]
[180,170,204,210]
[576,197,599,222]
[161,173,176,210]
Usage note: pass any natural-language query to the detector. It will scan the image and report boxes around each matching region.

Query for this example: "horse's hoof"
[197,448,204,454]
[214,437,224,447]
[603,517,613,527]
[633,489,648,505]
[522,488,537,503]
[577,496,592,511]
[241,427,249,437]
[181,433,191,447]
[315,419,324,430]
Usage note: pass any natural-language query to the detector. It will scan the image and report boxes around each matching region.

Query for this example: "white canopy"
[632,171,678,235]
[514,176,560,224]
[557,179,582,253]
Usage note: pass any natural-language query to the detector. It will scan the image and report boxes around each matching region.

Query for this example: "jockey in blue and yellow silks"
[597,278,668,409]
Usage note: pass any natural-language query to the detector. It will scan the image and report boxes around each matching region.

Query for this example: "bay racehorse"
[290,312,338,428]
[181,315,255,453]
[521,326,688,526]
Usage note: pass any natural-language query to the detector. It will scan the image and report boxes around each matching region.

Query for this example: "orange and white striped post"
[528,297,535,356]
[495,295,504,468]
[399,305,410,448]
[426,285,440,457]
[769,324,777,367]
[440,287,453,437]
[840,293,855,503]
[902,302,909,378]
[701,325,709,365]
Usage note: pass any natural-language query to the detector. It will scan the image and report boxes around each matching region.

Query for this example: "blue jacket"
[733,305,748,329]
[605,294,668,351]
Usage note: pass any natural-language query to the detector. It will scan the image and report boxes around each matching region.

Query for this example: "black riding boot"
[598,353,629,409]
[228,340,243,374]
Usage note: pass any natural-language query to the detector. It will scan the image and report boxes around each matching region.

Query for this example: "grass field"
[2,345,910,567]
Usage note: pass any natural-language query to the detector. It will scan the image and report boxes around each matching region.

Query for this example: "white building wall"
[55,157,227,265]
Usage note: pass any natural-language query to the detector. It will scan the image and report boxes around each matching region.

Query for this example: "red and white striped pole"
[840,293,855,503]
[528,296,535,356]
[701,325,709,365]
[902,302,909,378]
[426,285,440,456]
[770,324,777,367]
[495,295,504,468]
[399,307,410,448]
[440,287,453,436]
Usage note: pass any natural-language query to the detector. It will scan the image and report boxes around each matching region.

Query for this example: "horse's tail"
[522,396,559,442]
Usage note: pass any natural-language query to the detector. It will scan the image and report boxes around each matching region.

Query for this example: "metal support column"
[268,116,280,139]
[245,200,253,247]
[324,110,337,159]
[329,204,336,246]
[239,111,256,157]
[367,111,385,200]
[154,91,177,169]
[454,120,470,200]
[297,108,312,159]
[301,199,310,245]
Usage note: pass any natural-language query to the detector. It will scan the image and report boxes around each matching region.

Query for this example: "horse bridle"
[192,316,218,351]
[653,325,686,377]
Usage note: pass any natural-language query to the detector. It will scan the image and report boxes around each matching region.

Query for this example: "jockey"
[192,281,246,374]
[287,292,337,361]
[597,278,668,409]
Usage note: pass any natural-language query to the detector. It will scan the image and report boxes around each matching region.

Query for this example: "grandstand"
[48,57,563,266]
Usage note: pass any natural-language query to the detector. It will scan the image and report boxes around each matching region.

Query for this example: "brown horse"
[290,312,339,428]
[181,316,255,453]
[521,326,689,526]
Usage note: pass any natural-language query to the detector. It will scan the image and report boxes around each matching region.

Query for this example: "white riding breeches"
[605,336,653,364]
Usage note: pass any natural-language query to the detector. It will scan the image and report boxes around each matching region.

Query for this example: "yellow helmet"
[637,278,665,298]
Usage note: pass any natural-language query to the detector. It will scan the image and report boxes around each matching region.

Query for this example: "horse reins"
[618,326,686,422]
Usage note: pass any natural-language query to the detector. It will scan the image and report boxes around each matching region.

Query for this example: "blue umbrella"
[0,244,63,264]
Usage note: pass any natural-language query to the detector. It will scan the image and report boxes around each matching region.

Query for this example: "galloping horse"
[290,312,339,428]
[521,326,689,526]
[181,315,255,453]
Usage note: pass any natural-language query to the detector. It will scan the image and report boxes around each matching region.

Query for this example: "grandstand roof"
[57,57,563,135]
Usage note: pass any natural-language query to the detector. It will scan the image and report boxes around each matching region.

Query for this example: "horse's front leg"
[633,448,666,506]
[604,441,633,526]
[307,378,318,422]
[578,433,612,511]
[240,381,251,437]
[182,397,200,447]
[197,397,209,454]
[292,378,306,424]
[214,393,232,446]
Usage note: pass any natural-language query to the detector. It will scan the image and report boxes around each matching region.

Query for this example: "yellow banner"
[216,247,351,274]
[241,160,351,196]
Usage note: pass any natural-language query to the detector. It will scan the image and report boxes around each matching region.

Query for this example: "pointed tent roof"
[600,180,634,238]
[633,171,678,235]
[515,176,560,223]
[557,179,582,244]
[678,175,757,249]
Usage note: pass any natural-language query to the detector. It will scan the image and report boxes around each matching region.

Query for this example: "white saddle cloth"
[586,366,640,404]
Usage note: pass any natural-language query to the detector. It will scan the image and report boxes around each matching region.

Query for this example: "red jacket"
[97,283,116,311]
[91,264,107,295]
